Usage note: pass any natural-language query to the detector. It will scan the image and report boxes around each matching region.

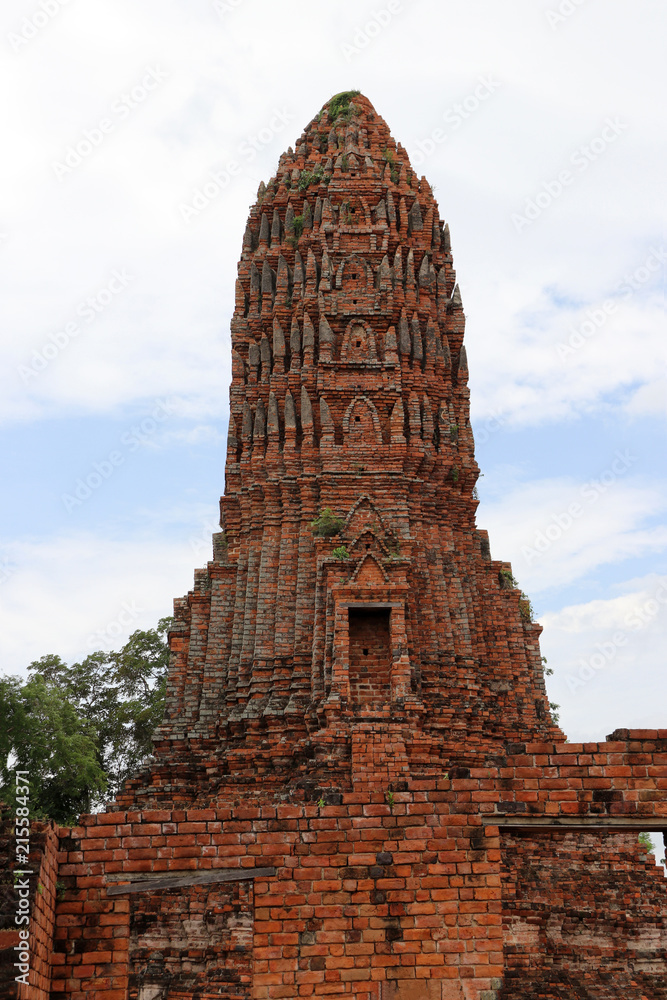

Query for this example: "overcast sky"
[1,0,666,753]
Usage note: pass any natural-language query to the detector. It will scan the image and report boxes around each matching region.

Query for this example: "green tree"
[0,617,172,824]
[638,832,654,853]
[0,672,106,823]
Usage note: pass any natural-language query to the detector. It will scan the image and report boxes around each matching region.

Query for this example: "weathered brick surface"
[0,812,59,1000]
[2,94,665,999]
[499,828,667,998]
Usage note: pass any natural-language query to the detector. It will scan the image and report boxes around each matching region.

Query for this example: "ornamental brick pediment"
[349,553,388,586]
[342,494,390,539]
[343,395,383,446]
[340,318,378,363]
[336,252,372,288]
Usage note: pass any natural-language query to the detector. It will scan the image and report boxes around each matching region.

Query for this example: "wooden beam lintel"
[486,816,667,831]
[106,866,276,896]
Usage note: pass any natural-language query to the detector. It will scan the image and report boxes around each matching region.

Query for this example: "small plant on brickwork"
[317,796,325,808]
[311,508,344,538]
[542,655,553,677]
[212,532,228,564]
[292,215,304,239]
[385,790,395,810]
[518,592,535,623]
[451,466,459,484]
[549,702,560,725]
[298,166,323,192]
[38,882,44,895]
[386,537,401,559]
[340,154,349,172]
[56,880,66,900]
[381,148,399,183]
[332,546,349,560]
[450,423,458,440]
[499,569,517,590]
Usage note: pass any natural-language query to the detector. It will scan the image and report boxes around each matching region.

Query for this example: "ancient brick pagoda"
[6,92,667,1000]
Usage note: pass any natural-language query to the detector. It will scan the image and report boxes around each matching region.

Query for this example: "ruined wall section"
[499,830,667,999]
[55,734,667,999]
[0,812,60,1000]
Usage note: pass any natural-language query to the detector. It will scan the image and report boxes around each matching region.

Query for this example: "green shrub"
[328,90,361,122]
[311,508,344,537]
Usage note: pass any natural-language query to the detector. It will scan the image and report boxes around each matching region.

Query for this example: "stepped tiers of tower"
[3,93,665,1000]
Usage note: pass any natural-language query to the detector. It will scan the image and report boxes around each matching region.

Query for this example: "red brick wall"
[43,735,667,998]
[49,791,506,1000]
[495,733,667,823]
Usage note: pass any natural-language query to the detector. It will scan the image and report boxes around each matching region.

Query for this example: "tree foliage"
[0,617,172,824]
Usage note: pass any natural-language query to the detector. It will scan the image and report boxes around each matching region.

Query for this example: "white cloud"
[540,574,667,742]
[155,424,226,448]
[467,278,665,428]
[478,472,667,593]
[0,525,216,676]
[625,377,667,419]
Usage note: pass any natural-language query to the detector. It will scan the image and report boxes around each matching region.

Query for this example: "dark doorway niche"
[348,607,391,703]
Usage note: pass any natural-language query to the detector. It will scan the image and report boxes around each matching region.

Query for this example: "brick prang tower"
[138,91,561,804]
[8,92,667,1000]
